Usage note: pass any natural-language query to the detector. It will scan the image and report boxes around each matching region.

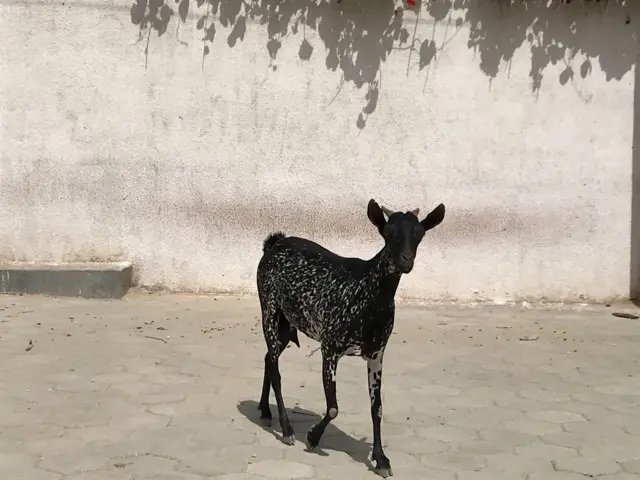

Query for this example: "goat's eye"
[414,225,425,237]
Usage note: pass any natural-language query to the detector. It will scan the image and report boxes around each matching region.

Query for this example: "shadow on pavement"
[237,399,375,471]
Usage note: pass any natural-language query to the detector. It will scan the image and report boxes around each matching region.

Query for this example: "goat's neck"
[366,246,402,300]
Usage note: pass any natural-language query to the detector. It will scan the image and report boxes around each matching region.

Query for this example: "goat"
[255,199,446,478]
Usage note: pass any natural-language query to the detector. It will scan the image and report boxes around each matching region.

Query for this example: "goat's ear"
[367,199,387,233]
[421,203,445,231]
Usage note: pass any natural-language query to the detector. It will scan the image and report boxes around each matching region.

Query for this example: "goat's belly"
[283,309,322,343]
[343,345,363,357]
[301,326,322,343]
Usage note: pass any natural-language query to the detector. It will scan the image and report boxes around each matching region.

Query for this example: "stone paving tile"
[622,458,640,473]
[600,475,640,480]
[1,293,639,479]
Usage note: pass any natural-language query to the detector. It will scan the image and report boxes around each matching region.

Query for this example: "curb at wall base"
[0,262,133,299]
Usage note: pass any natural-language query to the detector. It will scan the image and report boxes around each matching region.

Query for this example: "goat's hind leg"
[259,306,296,445]
[258,311,296,424]
[258,355,274,425]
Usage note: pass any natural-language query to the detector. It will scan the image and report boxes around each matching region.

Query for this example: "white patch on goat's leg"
[367,353,383,414]
[367,351,391,475]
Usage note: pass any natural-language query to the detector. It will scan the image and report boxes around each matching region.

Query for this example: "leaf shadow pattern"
[130,0,410,128]
[129,0,637,127]
[459,0,637,94]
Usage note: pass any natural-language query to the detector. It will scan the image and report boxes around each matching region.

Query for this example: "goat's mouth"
[397,262,414,274]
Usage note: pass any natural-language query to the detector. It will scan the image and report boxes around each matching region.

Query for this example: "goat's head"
[367,199,445,274]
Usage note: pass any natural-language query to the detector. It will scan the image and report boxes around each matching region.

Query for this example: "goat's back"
[258,235,369,280]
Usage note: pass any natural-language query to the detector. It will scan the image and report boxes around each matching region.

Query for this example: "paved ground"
[0,292,639,480]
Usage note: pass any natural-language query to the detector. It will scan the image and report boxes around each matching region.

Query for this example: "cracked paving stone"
[177,450,248,476]
[484,452,556,474]
[211,473,268,480]
[65,472,133,480]
[91,372,144,384]
[282,445,353,467]
[189,426,258,448]
[414,424,478,442]
[217,444,286,464]
[110,426,193,459]
[1,470,63,480]
[446,407,523,430]
[317,461,384,480]
[139,392,187,405]
[411,385,462,397]
[247,460,316,479]
[437,392,494,409]
[478,428,540,447]
[457,471,526,480]
[551,457,622,476]
[551,401,613,417]
[594,384,640,395]
[388,466,455,480]
[421,452,487,471]
[528,410,587,423]
[599,475,640,480]
[541,431,597,449]
[451,440,512,455]
[503,418,564,436]
[64,425,131,444]
[383,449,423,467]
[107,455,178,475]
[562,422,632,442]
[134,474,208,480]
[514,443,579,460]
[313,432,373,454]
[109,381,162,397]
[387,436,448,456]
[147,402,180,416]
[37,453,109,474]
[214,475,273,480]
[580,444,640,462]
[518,388,572,403]
[528,473,593,480]
[111,411,171,429]
[0,452,39,471]
[621,459,640,473]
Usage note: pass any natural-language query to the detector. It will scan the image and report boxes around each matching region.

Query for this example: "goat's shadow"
[237,399,375,470]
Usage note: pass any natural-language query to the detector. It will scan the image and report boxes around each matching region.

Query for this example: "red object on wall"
[407,0,416,5]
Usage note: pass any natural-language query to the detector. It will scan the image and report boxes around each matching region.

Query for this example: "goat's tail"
[262,231,286,253]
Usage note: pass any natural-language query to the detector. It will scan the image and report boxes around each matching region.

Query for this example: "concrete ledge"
[0,262,133,299]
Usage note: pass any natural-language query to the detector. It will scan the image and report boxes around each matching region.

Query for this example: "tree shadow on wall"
[130,0,637,128]
[459,0,637,94]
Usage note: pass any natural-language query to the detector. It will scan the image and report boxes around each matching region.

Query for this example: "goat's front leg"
[368,351,392,477]
[305,351,339,449]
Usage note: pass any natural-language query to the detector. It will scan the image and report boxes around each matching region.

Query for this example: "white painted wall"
[0,0,637,302]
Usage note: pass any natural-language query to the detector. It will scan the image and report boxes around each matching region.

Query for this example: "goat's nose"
[401,252,415,262]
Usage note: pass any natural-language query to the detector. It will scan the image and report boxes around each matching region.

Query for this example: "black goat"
[256,199,446,477]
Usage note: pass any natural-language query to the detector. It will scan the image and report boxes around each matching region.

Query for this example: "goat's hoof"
[372,452,392,478]
[375,467,393,478]
[260,417,272,427]
[304,431,319,450]
[282,434,296,446]
[258,404,272,425]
